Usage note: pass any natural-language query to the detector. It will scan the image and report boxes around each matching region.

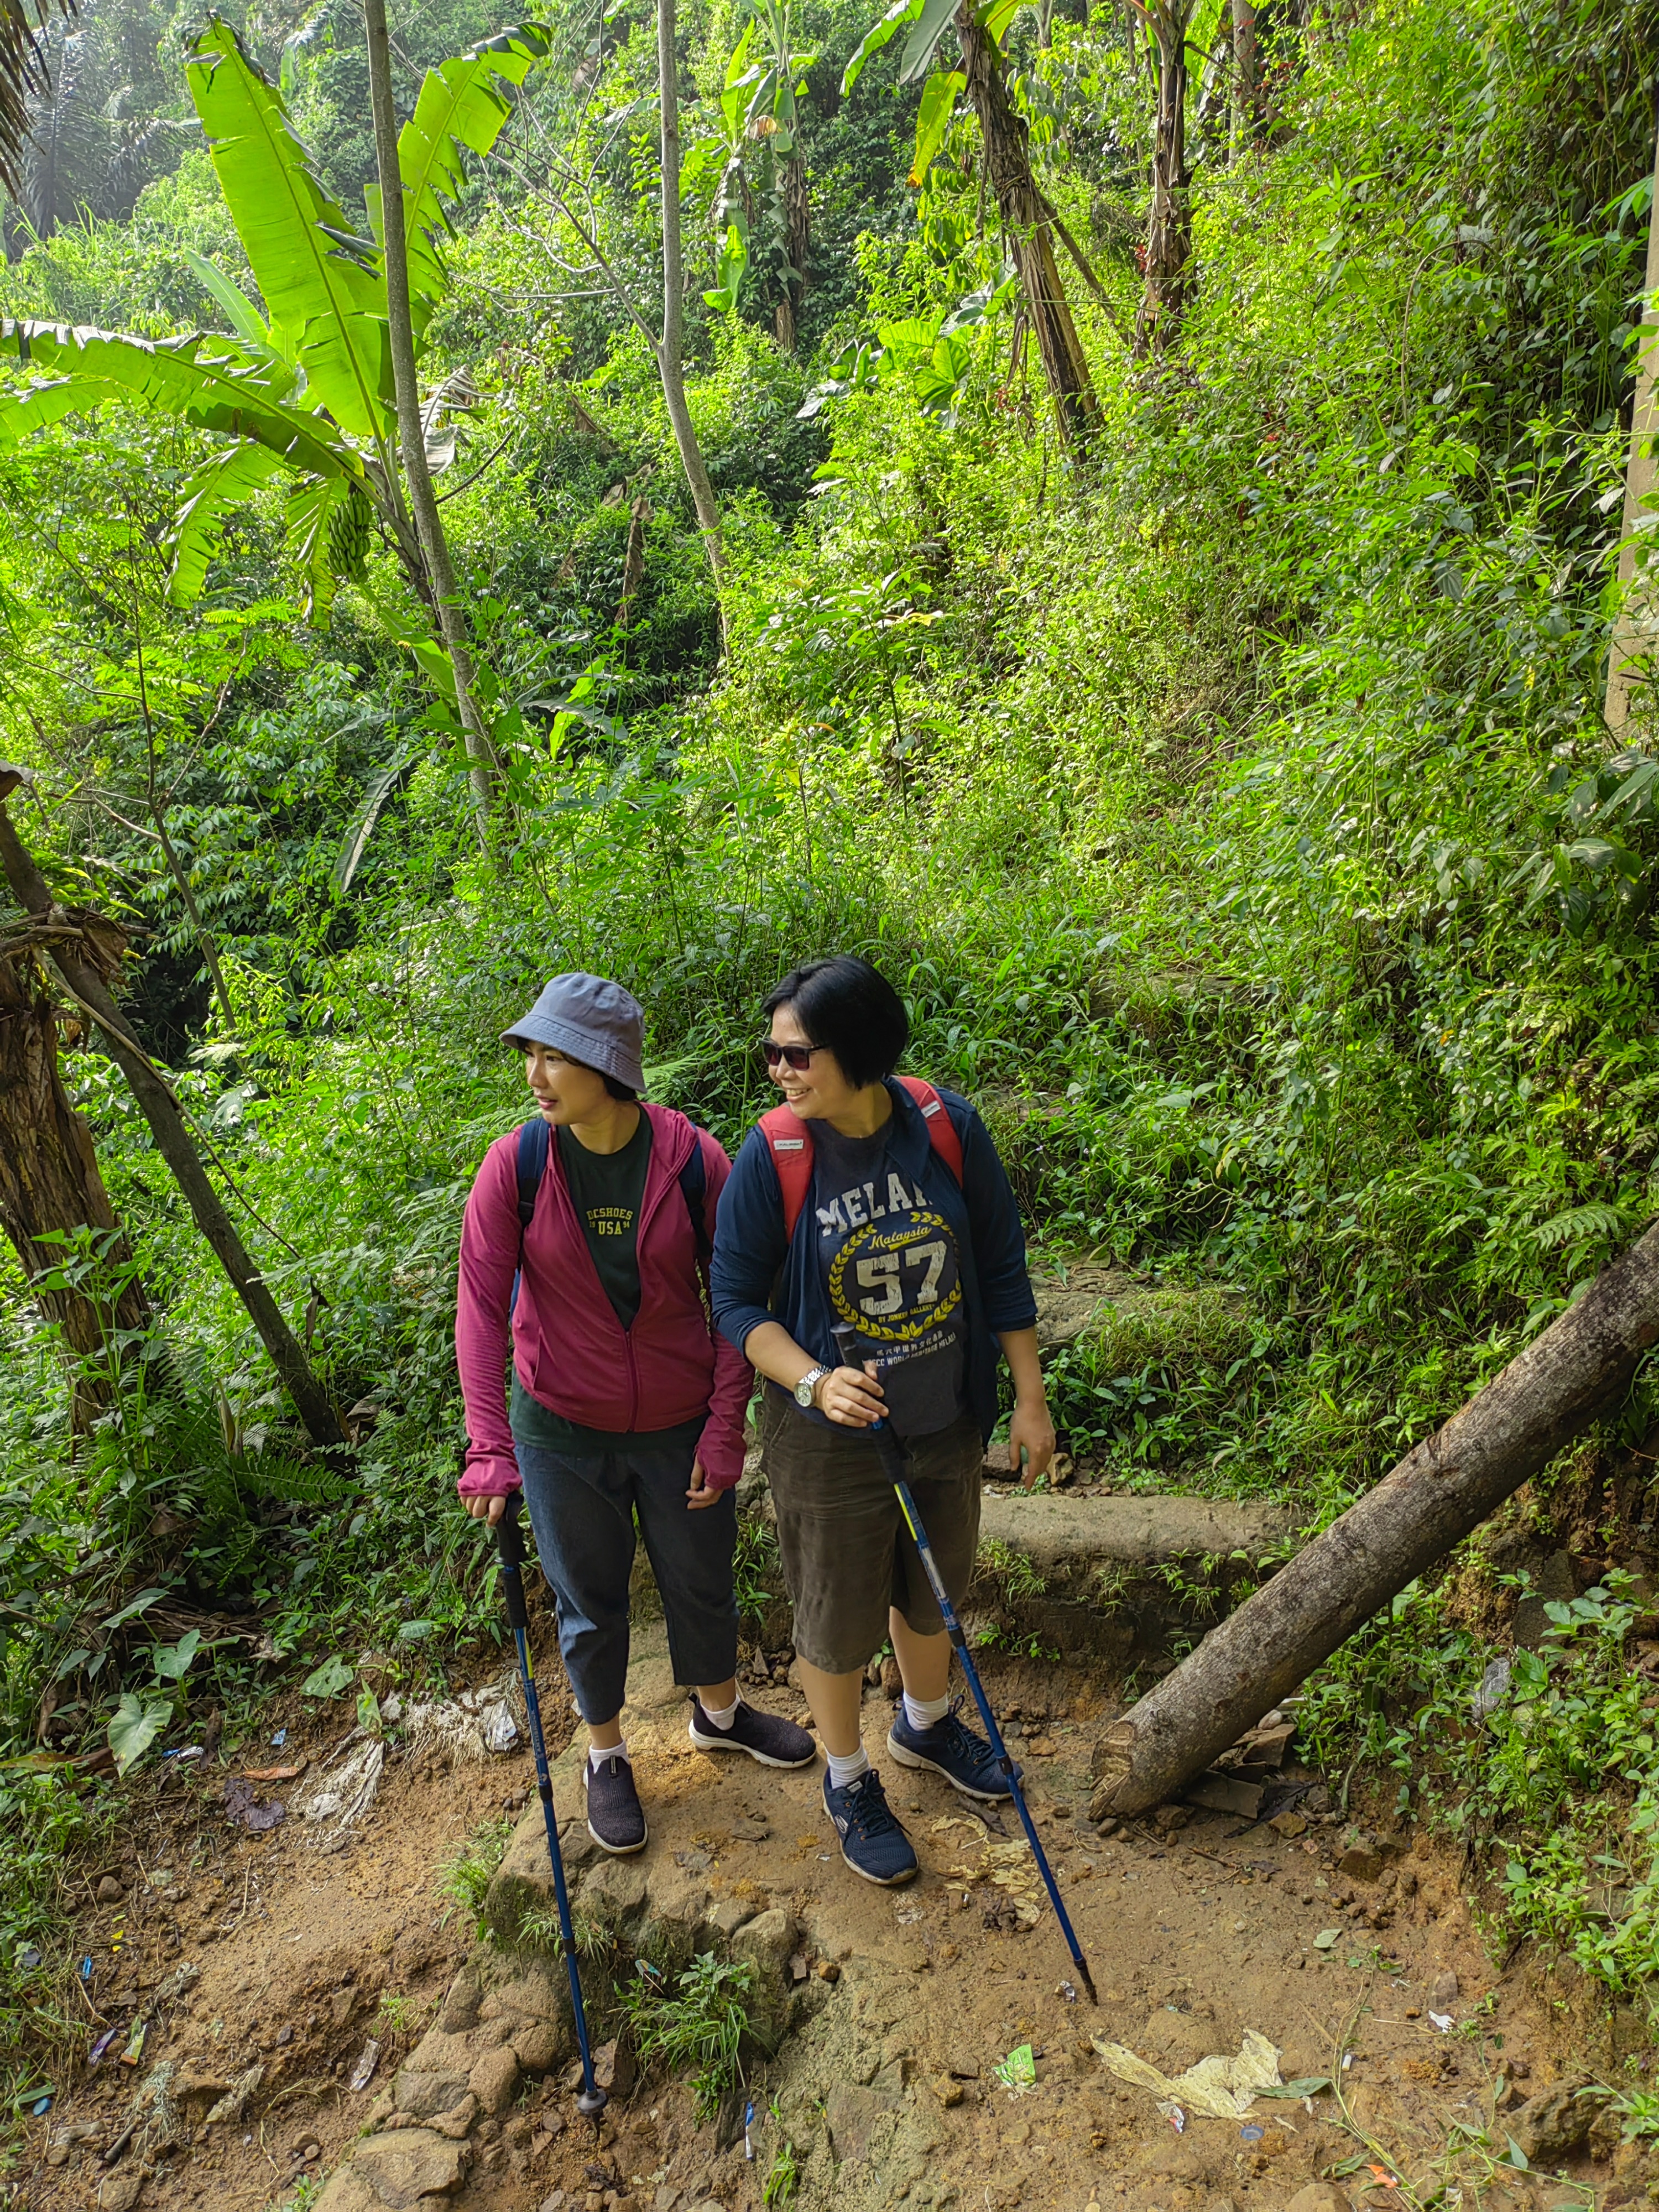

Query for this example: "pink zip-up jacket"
[455,1104,752,1499]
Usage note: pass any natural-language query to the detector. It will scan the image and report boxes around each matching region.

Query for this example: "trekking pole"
[494,1493,609,2117]
[831,1326,1098,2004]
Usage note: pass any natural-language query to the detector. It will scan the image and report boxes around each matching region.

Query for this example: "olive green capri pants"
[757,1388,983,1674]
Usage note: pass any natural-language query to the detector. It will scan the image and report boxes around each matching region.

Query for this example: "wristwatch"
[794,1365,830,1409]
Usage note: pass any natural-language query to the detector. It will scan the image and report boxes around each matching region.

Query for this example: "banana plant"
[0,17,546,630]
[702,0,815,346]
[842,0,1097,441]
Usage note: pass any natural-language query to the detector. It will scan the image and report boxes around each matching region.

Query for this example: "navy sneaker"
[887,1700,1012,1802]
[823,1768,917,1886]
[687,1697,817,1768]
[585,1753,648,1855]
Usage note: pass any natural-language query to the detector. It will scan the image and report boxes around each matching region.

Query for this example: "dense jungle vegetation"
[3,0,1659,2117]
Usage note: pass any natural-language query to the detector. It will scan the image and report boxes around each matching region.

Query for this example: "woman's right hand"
[817,1363,885,1427]
[466,1493,508,1525]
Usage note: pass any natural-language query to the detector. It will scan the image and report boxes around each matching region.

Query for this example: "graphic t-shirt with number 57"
[808,1118,967,1437]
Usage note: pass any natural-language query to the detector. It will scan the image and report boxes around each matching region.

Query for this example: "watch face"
[795,1374,816,1405]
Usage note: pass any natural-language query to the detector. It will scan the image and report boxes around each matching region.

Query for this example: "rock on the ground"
[438,1965,481,2031]
[468,2043,521,2115]
[1431,1970,1460,2008]
[173,2061,231,2104]
[704,1895,754,1939]
[824,2081,902,2161]
[392,2069,470,2118]
[593,2037,634,2095]
[1338,1839,1383,1882]
[351,2126,468,2207]
[577,1856,650,1933]
[1286,2189,1353,2212]
[1510,2079,1610,2163]
[513,2018,564,2073]
[732,1906,797,1989]
[316,2167,382,2212]
[640,1867,711,1971]
[100,2176,144,2212]
[430,2093,477,2139]
[488,1965,565,2020]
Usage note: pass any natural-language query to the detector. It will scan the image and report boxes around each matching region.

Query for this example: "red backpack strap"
[759,1104,815,1240]
[898,1075,965,1186]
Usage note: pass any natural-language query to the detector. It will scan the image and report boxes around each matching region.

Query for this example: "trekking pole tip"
[576,2084,608,2122]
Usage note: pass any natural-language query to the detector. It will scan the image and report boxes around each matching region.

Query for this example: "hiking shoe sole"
[586,1818,648,1856]
[887,1730,1010,1802]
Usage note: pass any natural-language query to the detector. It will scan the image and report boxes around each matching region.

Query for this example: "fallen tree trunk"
[1089,1219,1659,1820]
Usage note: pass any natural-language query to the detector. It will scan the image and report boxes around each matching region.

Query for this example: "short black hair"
[507,1037,638,1103]
[763,956,909,1090]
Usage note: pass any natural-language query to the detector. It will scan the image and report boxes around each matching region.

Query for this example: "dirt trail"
[14,1618,1625,2212]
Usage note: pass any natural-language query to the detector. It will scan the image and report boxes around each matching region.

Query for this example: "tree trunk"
[956,0,1098,446]
[656,0,728,618]
[778,149,810,352]
[0,792,346,1454]
[0,930,150,1426]
[1605,116,1659,739]
[1135,0,1192,358]
[362,0,496,841]
[1089,1218,1659,1820]
[1230,0,1258,152]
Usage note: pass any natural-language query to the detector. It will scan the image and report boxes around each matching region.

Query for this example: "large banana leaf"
[397,25,549,346]
[285,475,345,625]
[0,321,363,487]
[186,19,393,444]
[168,441,286,605]
[909,66,964,184]
[843,0,928,95]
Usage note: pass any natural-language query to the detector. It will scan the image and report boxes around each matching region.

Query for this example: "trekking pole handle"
[831,1326,909,1480]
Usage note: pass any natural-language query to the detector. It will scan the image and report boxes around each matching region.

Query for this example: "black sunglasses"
[760,1039,825,1071]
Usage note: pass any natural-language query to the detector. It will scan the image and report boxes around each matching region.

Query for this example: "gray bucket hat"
[502,972,646,1093]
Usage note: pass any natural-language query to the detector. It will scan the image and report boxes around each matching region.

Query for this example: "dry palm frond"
[0,0,80,200]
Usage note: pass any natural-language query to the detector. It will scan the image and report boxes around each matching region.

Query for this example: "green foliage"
[732,1514,784,1624]
[2,0,1659,2096]
[620,1952,760,2121]
[974,1535,1046,1606]
[1295,1572,1659,1999]
[436,1817,516,1937]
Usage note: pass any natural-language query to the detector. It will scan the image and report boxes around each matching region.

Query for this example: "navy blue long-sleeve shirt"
[709,1077,1038,1444]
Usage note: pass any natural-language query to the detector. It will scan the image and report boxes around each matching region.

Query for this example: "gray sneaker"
[585,1753,647,1854]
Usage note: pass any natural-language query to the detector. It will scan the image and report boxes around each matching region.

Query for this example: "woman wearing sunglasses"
[456,972,815,1858]
[710,955,1055,1887]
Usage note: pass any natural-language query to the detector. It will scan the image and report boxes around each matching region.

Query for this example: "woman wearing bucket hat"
[456,972,814,1854]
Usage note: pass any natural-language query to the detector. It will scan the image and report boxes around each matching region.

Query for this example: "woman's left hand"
[685,1460,724,1511]
[1006,1399,1057,1489]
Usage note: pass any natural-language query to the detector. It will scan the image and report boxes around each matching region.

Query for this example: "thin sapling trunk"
[362,0,497,839]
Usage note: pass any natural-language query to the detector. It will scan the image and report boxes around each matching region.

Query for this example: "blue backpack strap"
[511,1118,551,1314]
[678,1136,711,1270]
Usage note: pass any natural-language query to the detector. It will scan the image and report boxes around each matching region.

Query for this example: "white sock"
[903,1691,951,1733]
[588,1739,630,1771]
[827,1745,872,1790]
[698,1694,740,1730]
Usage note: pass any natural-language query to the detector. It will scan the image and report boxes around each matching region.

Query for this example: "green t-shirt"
[509,1110,703,1457]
